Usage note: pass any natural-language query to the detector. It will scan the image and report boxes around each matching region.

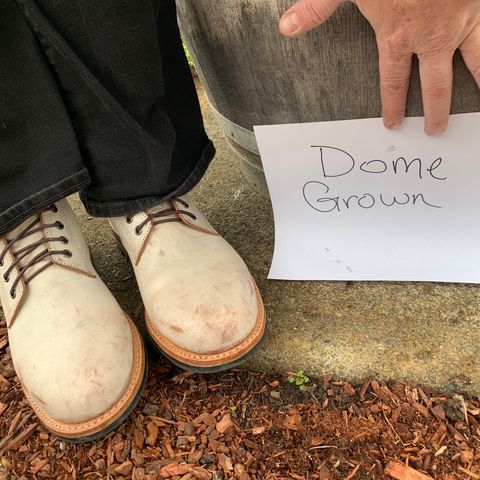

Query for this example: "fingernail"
[425,124,447,136]
[280,12,300,36]
[388,122,402,130]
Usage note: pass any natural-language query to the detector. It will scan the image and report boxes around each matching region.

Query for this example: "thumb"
[279,0,343,37]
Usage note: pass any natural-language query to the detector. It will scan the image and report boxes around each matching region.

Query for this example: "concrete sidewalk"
[65,86,480,395]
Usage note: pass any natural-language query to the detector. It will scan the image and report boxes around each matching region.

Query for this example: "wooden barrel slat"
[177,0,480,196]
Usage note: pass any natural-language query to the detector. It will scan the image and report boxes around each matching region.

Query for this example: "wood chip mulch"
[0,318,479,480]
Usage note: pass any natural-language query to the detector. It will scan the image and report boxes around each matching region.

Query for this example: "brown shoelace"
[127,198,197,235]
[0,205,72,299]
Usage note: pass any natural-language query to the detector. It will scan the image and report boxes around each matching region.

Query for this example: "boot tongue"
[5,214,40,241]
[4,213,52,280]
[144,200,183,230]
[145,200,171,216]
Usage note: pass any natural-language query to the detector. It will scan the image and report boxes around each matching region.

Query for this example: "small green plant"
[288,370,310,391]
[229,404,237,413]
[181,39,197,76]
[182,40,193,65]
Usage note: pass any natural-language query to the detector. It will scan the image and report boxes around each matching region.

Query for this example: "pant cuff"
[0,169,91,236]
[81,140,216,217]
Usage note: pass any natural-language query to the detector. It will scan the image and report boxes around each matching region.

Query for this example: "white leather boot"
[0,199,146,442]
[109,195,265,372]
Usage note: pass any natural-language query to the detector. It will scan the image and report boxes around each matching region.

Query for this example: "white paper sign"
[254,113,480,282]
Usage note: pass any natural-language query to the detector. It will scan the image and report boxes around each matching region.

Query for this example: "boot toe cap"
[12,311,136,425]
[148,270,262,355]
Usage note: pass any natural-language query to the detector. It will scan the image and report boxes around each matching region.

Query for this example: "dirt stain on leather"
[195,304,240,344]
[82,366,104,391]
[247,278,256,299]
[168,324,184,333]
[220,320,238,343]
[32,392,47,406]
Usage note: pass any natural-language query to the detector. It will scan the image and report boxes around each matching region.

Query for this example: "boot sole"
[24,314,147,443]
[154,329,265,373]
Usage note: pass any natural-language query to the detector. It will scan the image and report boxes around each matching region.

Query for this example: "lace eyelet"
[10,290,16,299]
[3,273,9,283]
[55,221,64,230]
[63,250,73,258]
[126,216,133,224]
[192,215,197,220]
[135,226,142,235]
[0,260,3,267]
[59,236,68,244]
[50,204,59,213]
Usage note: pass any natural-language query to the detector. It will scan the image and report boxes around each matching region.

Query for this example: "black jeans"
[0,0,214,236]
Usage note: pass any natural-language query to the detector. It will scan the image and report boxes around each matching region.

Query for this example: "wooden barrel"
[177,1,480,197]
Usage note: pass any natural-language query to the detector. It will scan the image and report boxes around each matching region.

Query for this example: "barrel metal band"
[205,96,260,156]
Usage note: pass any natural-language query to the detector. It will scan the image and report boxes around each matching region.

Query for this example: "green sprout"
[288,370,310,392]
[182,40,193,66]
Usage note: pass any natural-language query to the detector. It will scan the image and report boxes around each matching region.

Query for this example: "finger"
[418,55,453,135]
[377,42,413,130]
[279,0,343,37]
[460,26,480,88]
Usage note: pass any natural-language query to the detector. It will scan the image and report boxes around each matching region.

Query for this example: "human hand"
[279,0,480,135]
